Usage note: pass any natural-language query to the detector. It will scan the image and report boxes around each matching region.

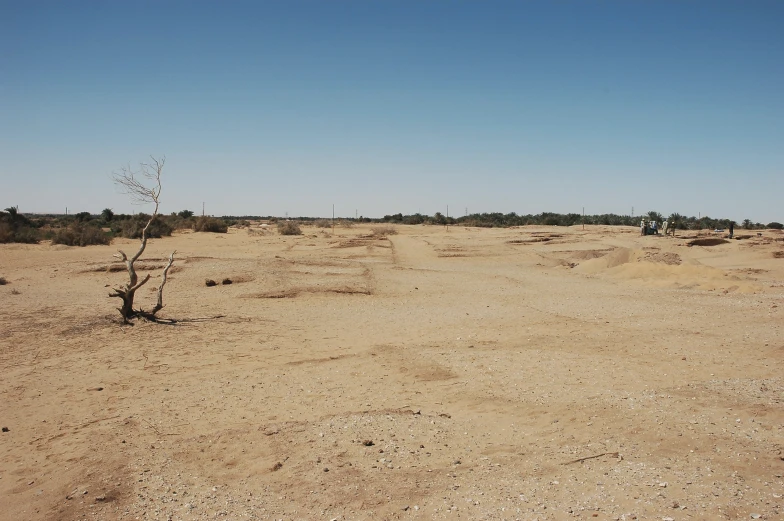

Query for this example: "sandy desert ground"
[1,223,783,521]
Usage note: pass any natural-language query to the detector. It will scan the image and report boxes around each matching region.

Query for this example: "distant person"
[729,221,734,239]
[640,219,646,236]
[662,220,669,236]
[651,220,658,234]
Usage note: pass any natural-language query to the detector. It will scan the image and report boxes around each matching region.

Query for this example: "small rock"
[659,482,668,488]
[221,278,232,285]
[323,468,329,472]
[750,515,761,519]
[402,505,409,511]
[362,440,374,446]
[271,462,283,471]
[205,279,217,287]
[1,427,8,432]
[95,495,106,502]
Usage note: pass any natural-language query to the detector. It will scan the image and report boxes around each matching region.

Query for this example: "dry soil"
[1,224,783,520]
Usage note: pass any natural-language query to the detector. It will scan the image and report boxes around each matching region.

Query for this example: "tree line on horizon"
[1,206,782,246]
[379,211,782,231]
[0,207,231,246]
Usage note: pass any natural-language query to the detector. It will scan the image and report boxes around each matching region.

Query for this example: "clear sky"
[1,1,782,222]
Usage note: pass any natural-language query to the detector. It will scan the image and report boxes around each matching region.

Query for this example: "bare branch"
[128,273,151,293]
[150,251,176,316]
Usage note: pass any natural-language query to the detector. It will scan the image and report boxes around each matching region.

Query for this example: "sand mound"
[574,247,759,292]
[572,248,636,273]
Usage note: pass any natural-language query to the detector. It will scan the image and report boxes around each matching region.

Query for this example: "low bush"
[372,225,398,237]
[768,222,783,230]
[313,219,331,228]
[164,214,195,230]
[0,277,7,285]
[278,221,302,235]
[0,210,40,243]
[193,216,228,233]
[116,215,173,239]
[51,223,112,247]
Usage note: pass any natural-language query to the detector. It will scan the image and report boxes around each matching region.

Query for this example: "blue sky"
[1,1,782,222]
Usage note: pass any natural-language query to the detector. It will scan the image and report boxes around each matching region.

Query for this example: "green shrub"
[277,221,302,235]
[51,223,112,246]
[768,222,783,230]
[116,214,173,239]
[0,209,40,243]
[193,216,228,233]
[0,222,12,243]
[11,227,40,243]
[163,214,194,230]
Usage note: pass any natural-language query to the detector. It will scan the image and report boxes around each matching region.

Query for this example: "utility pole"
[202,202,205,217]
[332,204,335,234]
[582,207,585,230]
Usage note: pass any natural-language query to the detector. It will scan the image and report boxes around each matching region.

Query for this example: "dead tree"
[109,156,176,323]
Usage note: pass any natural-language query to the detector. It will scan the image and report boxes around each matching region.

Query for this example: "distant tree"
[101,208,114,222]
[742,219,752,229]
[178,209,195,219]
[109,156,176,323]
[75,211,92,222]
[767,222,783,230]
